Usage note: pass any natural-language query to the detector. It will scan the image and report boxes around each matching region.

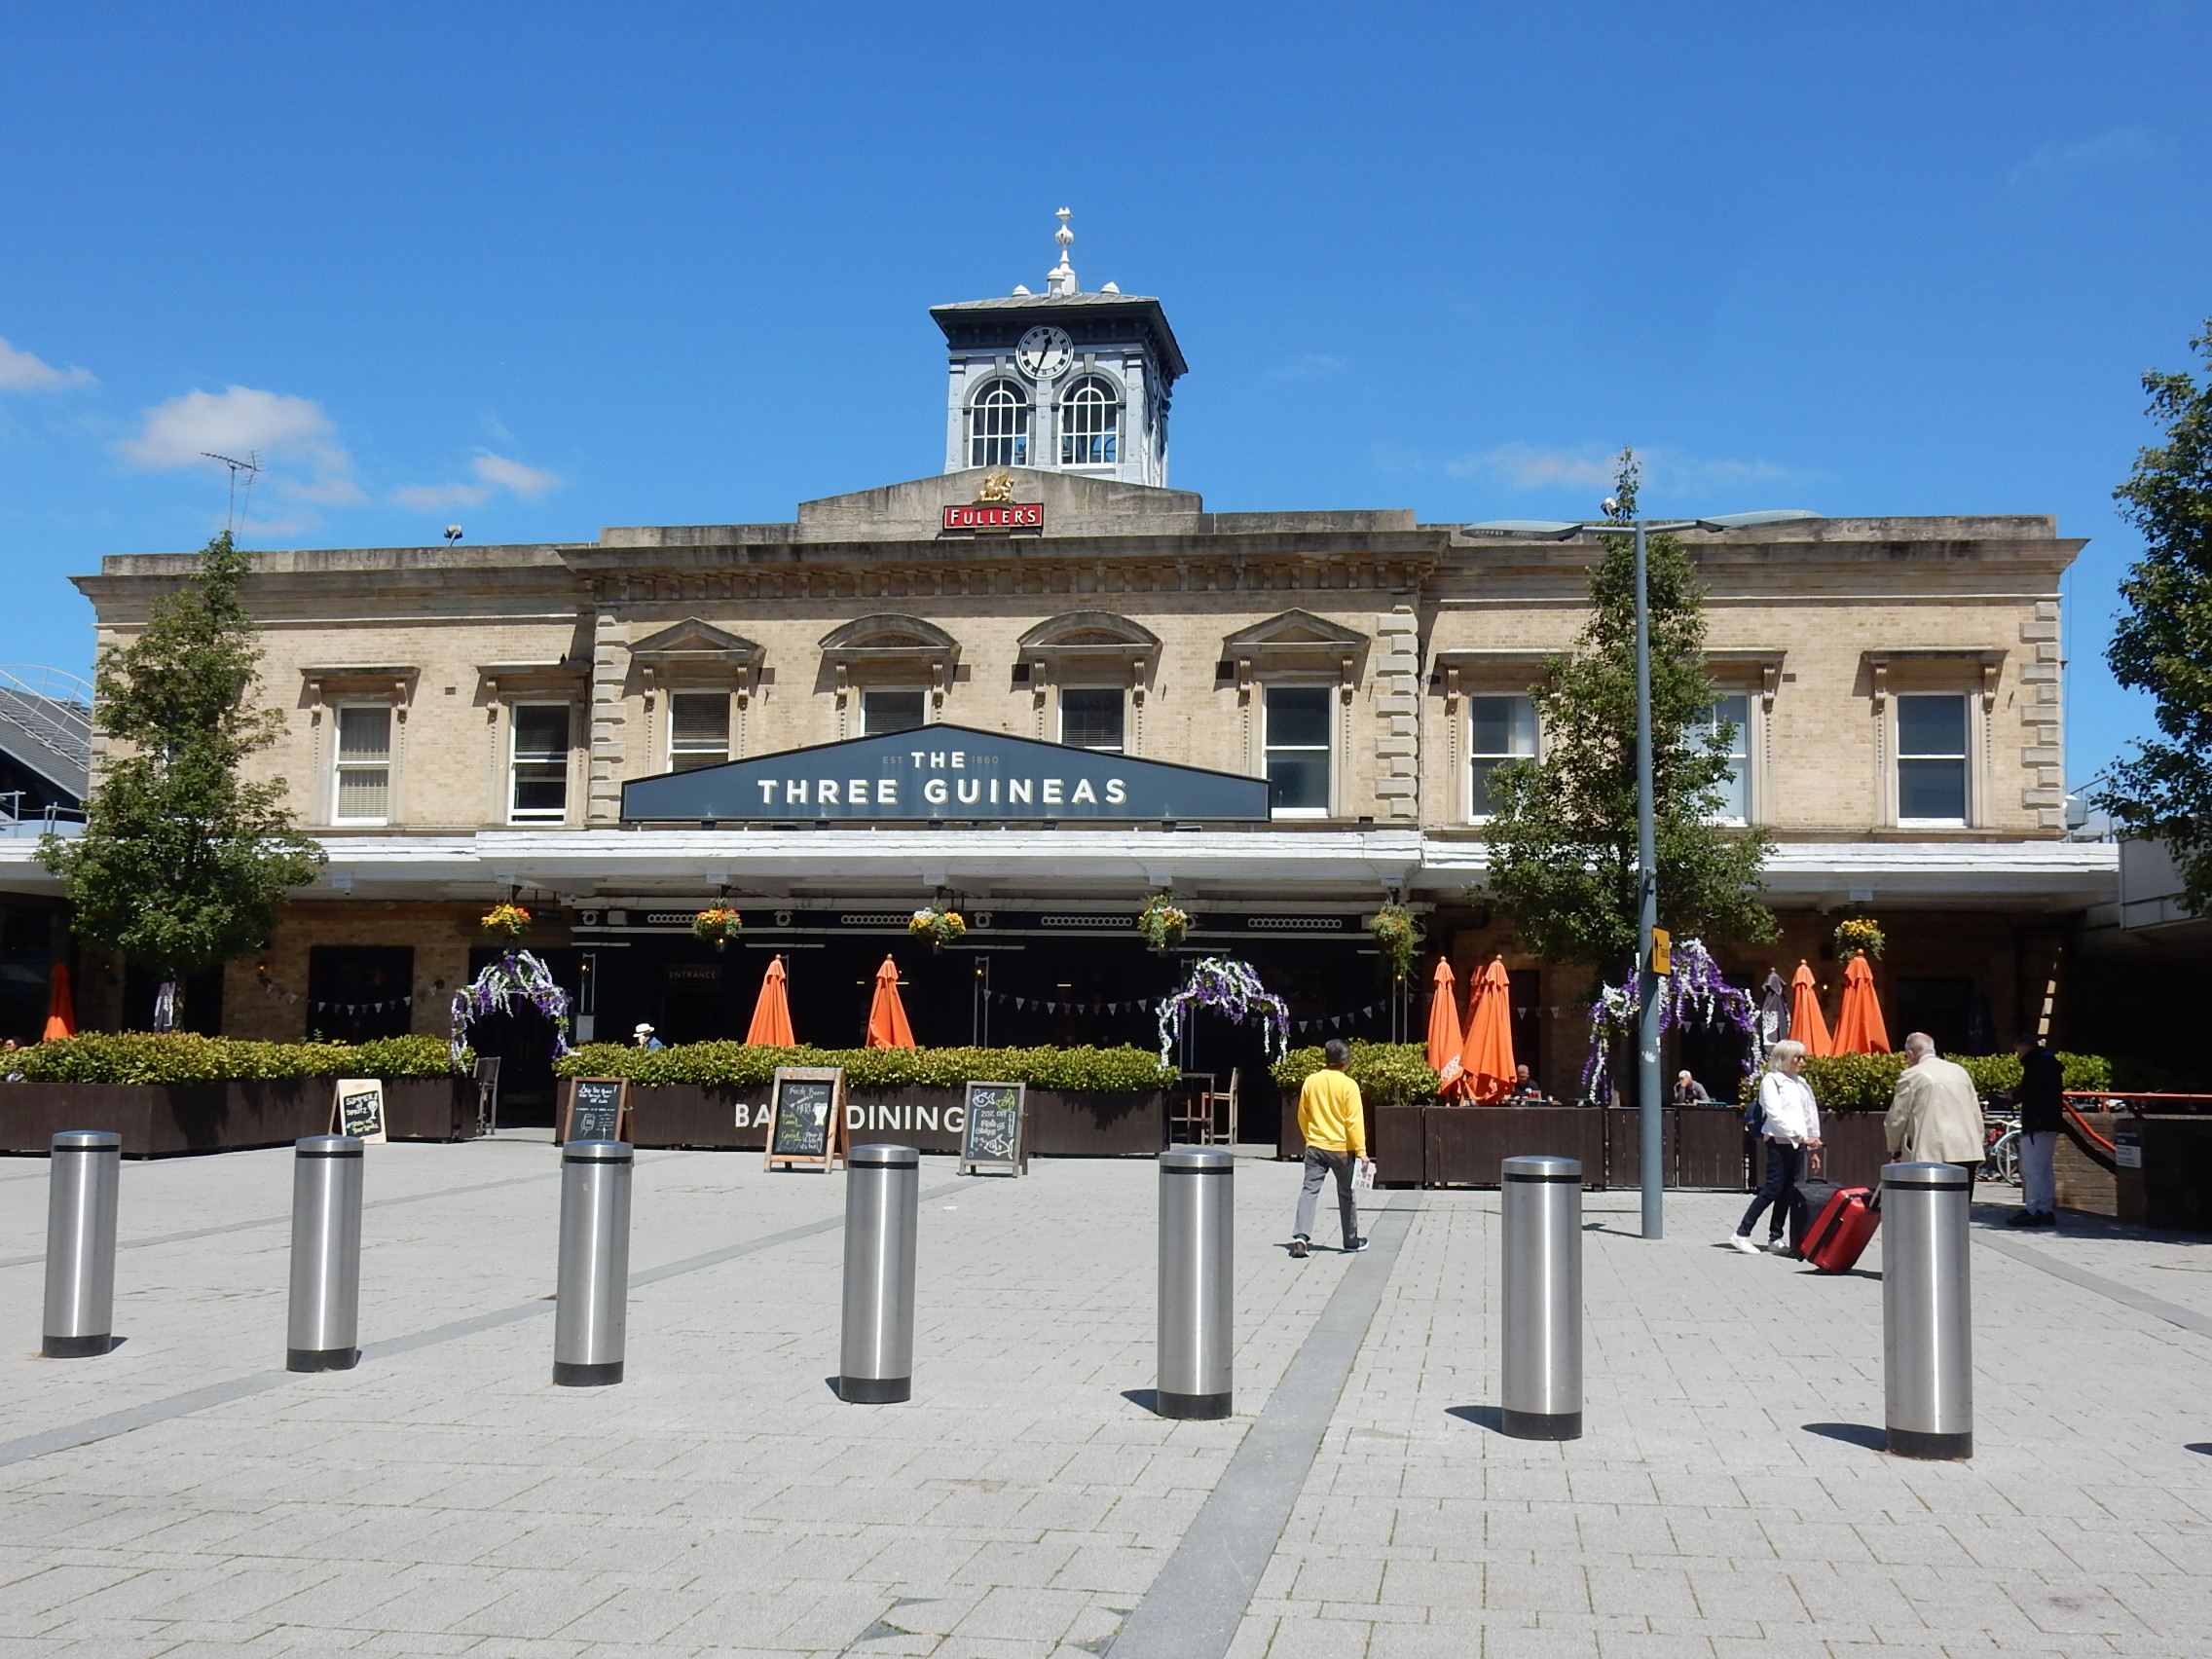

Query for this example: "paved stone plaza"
[0,1139,2208,1657]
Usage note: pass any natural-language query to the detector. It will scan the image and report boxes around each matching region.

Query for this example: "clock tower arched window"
[1059,376,1119,465]
[968,381,1029,467]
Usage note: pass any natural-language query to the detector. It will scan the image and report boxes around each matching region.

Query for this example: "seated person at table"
[1508,1064,1544,1101]
[1674,1069,1714,1104]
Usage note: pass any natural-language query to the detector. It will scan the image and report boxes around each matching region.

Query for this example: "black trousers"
[1737,1139,1803,1240]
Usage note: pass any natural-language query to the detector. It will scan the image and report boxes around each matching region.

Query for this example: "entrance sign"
[331,1078,387,1145]
[561,1077,629,1144]
[766,1066,848,1171]
[958,1082,1027,1176]
[621,724,1271,824]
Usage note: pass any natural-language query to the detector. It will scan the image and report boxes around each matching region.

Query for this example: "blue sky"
[2,1,2205,790]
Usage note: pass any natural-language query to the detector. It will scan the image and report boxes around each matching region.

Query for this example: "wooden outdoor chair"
[1198,1067,1240,1145]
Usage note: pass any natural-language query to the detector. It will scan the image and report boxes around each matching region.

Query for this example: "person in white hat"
[632,1022,663,1051]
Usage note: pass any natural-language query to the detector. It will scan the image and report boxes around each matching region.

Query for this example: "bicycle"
[1980,1107,2021,1187]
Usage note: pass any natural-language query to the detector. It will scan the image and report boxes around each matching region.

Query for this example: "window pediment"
[1017,611,1161,654]
[820,614,960,689]
[627,618,764,689]
[1221,609,1368,682]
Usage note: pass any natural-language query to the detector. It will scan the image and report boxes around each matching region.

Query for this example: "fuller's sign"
[941,501,1044,532]
[620,724,1270,823]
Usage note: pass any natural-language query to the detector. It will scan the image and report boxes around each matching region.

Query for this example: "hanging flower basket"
[909,906,967,947]
[1137,893,1190,952]
[1157,956,1291,1064]
[480,903,532,938]
[692,906,744,943]
[449,947,572,1071]
[1833,916,1886,962]
[1579,937,1758,1104]
[1368,903,1423,977]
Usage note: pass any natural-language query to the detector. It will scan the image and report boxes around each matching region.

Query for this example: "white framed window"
[1897,693,1969,825]
[331,705,391,825]
[863,689,926,736]
[1264,685,1331,818]
[1468,694,1536,821]
[1059,376,1119,465]
[968,381,1029,467]
[508,703,571,824]
[1059,687,1125,753]
[667,691,730,772]
[1693,693,1751,824]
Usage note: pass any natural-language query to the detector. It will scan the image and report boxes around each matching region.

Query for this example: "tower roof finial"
[1047,206,1078,296]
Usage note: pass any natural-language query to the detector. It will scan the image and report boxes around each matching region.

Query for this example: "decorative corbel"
[1980,658,2001,711]
[306,678,324,729]
[930,660,946,713]
[641,664,656,712]
[833,663,849,711]
[1129,657,1146,707]
[1338,652,1356,703]
[1869,659,1889,711]
[484,677,499,722]
[735,663,752,712]
[1760,659,1782,712]
[392,677,408,725]
[1235,656,1253,698]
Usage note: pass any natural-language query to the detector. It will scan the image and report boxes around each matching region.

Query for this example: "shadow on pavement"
[1803,1421,1887,1451]
[2186,1444,2212,1456]
[1120,1388,1159,1414]
[1445,1405,1508,1434]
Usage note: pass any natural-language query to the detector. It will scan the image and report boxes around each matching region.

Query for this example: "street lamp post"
[1463,508,1822,1239]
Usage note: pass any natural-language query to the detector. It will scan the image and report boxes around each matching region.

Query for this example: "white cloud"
[118,386,361,505]
[2010,129,2157,185]
[393,452,563,511]
[0,337,94,391]
[1447,442,1790,498]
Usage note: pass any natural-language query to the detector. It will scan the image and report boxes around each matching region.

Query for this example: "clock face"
[1015,324,1075,381]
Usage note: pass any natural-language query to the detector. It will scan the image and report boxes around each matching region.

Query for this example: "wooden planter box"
[625,1086,1167,1156]
[1751,1111,1891,1193]
[1427,1106,1604,1188]
[0,1077,477,1157]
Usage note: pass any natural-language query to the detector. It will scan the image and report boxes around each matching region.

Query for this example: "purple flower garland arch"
[450,948,573,1072]
[1579,937,1760,1104]
[1156,956,1291,1066]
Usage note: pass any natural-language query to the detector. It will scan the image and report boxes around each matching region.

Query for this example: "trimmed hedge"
[1792,1050,2114,1112]
[554,1042,1175,1092]
[1271,1042,1441,1107]
[8,1032,461,1085]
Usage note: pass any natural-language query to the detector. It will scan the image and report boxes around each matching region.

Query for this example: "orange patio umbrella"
[41,962,75,1042]
[1427,959,1465,1095]
[1456,956,1516,1104]
[745,954,795,1047]
[1787,960,1833,1058]
[1829,953,1891,1055]
[865,955,916,1050]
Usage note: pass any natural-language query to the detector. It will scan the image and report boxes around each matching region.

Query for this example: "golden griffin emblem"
[975,469,1016,504]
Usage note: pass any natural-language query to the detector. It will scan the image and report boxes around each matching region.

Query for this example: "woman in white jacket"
[1729,1039,1824,1255]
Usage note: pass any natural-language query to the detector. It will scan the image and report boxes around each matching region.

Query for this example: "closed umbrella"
[41,962,75,1042]
[1830,953,1891,1055]
[865,955,916,1050]
[1456,956,1516,1104]
[745,954,795,1047]
[1788,960,1832,1058]
[1757,969,1789,1049]
[1427,959,1464,1095]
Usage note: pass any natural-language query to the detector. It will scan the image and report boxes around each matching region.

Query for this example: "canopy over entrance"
[621,725,1271,825]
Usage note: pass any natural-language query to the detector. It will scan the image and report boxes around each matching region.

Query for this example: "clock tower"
[932,210,1186,489]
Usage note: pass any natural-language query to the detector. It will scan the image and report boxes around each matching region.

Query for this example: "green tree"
[1476,453,1778,974]
[2097,320,2212,913]
[39,532,325,1026]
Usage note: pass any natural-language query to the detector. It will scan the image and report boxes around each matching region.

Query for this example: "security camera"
[444,525,463,544]
[1601,497,1620,516]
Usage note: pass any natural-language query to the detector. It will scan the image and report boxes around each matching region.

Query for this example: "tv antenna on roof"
[202,451,262,535]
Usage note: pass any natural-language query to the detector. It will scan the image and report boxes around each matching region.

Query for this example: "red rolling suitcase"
[1799,1185,1880,1272]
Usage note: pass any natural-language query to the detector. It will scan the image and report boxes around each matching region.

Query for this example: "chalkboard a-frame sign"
[958,1081,1027,1176]
[765,1066,847,1172]
[330,1077,387,1145]
[561,1077,630,1144]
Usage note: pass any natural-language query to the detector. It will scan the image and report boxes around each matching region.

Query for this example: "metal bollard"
[553,1139,632,1387]
[1883,1161,1972,1459]
[1500,1154,1582,1440]
[287,1135,364,1372]
[838,1144,920,1403]
[42,1129,121,1359]
[1157,1147,1234,1419]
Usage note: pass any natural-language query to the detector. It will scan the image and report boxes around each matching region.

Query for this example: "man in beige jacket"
[1886,1032,1985,1176]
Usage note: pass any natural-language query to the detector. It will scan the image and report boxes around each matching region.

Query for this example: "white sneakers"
[1727,1234,1761,1254]
[1769,1237,1795,1256]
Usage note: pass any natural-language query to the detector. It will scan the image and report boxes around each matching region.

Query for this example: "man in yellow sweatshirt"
[1291,1039,1371,1258]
